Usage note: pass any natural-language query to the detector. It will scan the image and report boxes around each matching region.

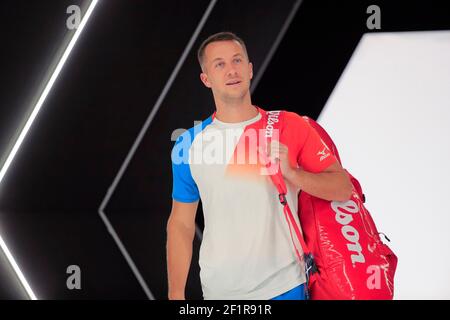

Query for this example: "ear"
[249,62,253,80]
[200,72,212,88]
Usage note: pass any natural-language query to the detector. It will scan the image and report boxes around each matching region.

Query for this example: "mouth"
[226,80,242,86]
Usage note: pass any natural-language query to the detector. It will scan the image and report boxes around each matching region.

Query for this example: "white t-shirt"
[171,107,336,299]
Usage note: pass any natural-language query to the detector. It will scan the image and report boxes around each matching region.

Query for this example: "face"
[200,40,253,103]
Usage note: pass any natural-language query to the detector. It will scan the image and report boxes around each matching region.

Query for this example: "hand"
[268,140,296,180]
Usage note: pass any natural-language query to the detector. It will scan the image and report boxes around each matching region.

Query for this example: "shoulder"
[282,110,311,132]
[171,115,213,164]
[173,115,214,147]
[279,110,315,151]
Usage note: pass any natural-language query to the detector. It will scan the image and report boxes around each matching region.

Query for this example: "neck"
[214,93,258,123]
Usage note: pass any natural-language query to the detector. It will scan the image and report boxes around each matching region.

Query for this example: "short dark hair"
[197,31,248,69]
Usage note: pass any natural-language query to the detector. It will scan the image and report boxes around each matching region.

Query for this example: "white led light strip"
[0,0,99,300]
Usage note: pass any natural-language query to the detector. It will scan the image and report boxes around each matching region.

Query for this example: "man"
[167,32,352,300]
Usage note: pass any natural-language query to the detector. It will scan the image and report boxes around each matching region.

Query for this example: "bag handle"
[260,109,318,293]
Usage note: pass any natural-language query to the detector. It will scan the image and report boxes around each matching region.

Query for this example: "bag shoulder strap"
[261,110,311,256]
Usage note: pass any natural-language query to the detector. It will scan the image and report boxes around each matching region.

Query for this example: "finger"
[270,140,280,147]
[278,144,288,152]
[270,151,280,162]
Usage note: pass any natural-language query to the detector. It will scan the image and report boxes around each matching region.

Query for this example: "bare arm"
[166,199,199,300]
[285,161,353,202]
[270,141,353,202]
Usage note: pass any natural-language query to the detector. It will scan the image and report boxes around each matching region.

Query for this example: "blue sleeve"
[171,132,200,203]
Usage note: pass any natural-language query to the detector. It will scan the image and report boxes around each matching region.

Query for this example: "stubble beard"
[220,84,249,105]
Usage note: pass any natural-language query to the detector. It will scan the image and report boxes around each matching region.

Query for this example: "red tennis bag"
[263,110,398,300]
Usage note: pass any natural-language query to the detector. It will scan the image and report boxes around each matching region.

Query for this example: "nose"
[226,66,238,78]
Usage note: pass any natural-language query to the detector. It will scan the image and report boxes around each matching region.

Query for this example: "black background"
[0,0,449,299]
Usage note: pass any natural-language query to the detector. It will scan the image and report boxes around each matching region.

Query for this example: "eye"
[216,62,224,68]
[234,58,242,63]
